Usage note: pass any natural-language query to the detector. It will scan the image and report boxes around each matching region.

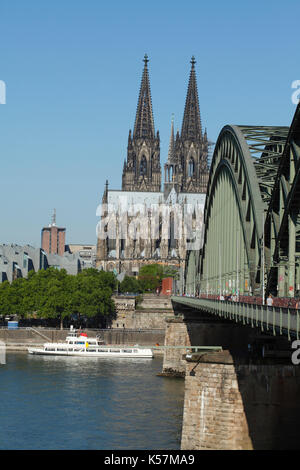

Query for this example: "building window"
[23,253,28,268]
[140,156,147,176]
[188,158,195,177]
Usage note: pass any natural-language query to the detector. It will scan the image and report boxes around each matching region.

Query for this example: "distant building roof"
[105,189,205,214]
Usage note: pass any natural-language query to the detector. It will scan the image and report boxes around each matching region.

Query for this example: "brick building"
[41,209,66,257]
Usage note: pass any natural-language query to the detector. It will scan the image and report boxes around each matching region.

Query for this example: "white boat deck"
[28,327,153,358]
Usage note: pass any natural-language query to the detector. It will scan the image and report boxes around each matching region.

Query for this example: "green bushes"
[118,275,142,294]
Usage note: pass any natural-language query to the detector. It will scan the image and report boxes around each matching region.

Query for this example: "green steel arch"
[186,123,289,297]
[266,103,300,297]
[185,249,199,295]
[200,125,264,296]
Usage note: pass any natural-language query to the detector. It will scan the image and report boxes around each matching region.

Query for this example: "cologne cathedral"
[96,55,210,276]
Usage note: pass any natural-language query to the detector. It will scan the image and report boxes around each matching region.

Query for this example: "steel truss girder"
[185,107,300,300]
[237,126,289,205]
[198,125,267,296]
[266,103,300,297]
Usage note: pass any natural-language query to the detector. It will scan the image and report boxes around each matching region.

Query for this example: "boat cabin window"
[109,349,120,353]
[122,349,132,353]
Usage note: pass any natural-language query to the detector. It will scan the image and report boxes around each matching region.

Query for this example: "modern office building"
[0,244,82,283]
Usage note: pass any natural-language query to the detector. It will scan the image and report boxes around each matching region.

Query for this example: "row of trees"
[0,268,117,328]
[0,264,178,328]
[118,264,179,294]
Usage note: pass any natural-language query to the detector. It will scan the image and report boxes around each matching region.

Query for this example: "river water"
[0,353,185,450]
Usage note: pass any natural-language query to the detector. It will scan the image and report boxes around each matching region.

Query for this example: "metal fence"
[171,296,300,340]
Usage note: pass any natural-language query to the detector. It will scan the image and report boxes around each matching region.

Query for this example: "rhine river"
[0,353,185,450]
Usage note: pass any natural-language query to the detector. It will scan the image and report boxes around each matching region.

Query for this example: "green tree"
[36,269,72,329]
[138,264,179,292]
[138,264,163,291]
[119,275,142,294]
[0,267,117,328]
[70,269,115,326]
[0,281,12,318]
[0,278,30,319]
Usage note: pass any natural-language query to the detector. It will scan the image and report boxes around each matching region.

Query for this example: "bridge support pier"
[161,315,189,377]
[181,351,300,450]
[161,310,259,377]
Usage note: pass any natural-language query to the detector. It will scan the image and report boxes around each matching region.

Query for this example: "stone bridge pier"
[162,309,300,450]
[182,351,300,450]
[162,309,259,377]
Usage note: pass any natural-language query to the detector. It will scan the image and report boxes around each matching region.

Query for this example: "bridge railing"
[171,296,300,340]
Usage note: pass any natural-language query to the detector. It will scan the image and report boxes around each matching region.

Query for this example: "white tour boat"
[28,327,153,358]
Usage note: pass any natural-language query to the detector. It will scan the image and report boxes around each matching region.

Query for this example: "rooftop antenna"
[51,209,56,227]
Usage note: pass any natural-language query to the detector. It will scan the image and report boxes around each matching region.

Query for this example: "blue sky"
[0,0,299,246]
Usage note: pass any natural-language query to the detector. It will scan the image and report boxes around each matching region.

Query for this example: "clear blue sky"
[0,0,299,247]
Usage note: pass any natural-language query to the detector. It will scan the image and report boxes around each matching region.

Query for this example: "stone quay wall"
[0,327,165,352]
[101,328,165,348]
[112,294,174,330]
[113,310,169,330]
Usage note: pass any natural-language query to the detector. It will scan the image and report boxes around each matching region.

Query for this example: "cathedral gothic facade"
[122,55,161,193]
[96,55,210,277]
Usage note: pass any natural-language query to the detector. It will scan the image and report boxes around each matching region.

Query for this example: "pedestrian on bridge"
[267,294,273,310]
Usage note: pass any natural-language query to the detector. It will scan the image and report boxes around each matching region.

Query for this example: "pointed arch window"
[140,156,147,176]
[188,157,195,177]
[181,156,185,170]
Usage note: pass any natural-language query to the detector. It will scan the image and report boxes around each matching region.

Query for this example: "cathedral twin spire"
[122,54,208,194]
[181,56,202,141]
[122,54,160,192]
[133,54,155,140]
[165,55,209,194]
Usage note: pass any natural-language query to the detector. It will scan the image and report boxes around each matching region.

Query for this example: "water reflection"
[0,353,184,450]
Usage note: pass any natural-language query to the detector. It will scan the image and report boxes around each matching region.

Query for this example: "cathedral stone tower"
[122,55,161,192]
[164,57,209,194]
